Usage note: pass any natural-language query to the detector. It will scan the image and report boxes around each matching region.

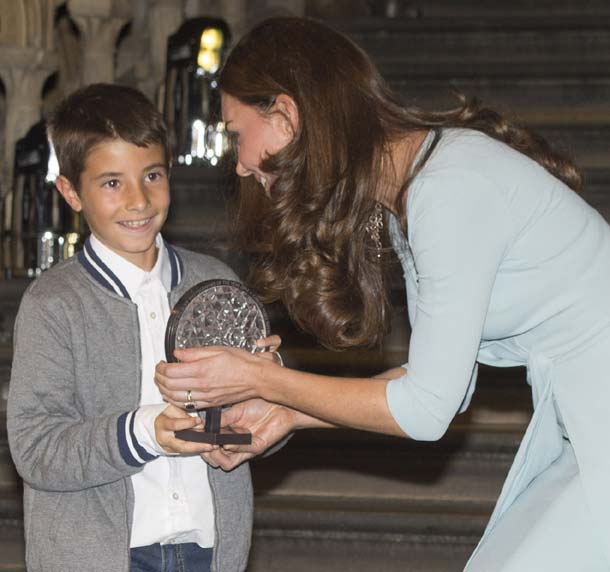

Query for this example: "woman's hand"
[200,398,297,471]
[154,404,218,455]
[154,335,283,409]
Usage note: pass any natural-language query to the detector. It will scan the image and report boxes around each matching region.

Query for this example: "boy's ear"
[55,175,83,212]
[273,94,299,140]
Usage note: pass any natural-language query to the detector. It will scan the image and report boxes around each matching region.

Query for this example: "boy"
[7,84,253,572]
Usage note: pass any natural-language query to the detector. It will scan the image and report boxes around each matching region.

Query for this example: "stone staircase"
[1,0,609,570]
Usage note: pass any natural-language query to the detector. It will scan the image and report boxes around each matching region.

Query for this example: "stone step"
[0,496,490,572]
[395,78,610,125]
[320,11,610,134]
[413,0,610,20]
[0,486,22,536]
[328,15,610,77]
[0,537,24,572]
[249,495,487,572]
[310,0,610,22]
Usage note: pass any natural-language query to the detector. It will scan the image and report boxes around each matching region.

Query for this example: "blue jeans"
[130,543,213,572]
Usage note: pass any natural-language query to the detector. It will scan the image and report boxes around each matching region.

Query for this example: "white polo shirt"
[89,233,215,549]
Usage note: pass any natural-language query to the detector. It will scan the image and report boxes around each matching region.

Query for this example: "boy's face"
[56,139,170,271]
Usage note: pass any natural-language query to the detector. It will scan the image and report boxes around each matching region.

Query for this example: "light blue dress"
[386,128,610,570]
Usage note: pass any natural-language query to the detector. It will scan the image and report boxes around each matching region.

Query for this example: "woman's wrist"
[253,353,281,402]
[291,409,335,430]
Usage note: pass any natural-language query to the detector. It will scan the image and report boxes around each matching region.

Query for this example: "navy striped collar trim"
[77,237,184,300]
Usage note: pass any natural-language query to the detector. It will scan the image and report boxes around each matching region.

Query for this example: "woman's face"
[221,93,295,193]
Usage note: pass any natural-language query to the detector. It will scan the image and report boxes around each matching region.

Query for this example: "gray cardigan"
[7,240,253,572]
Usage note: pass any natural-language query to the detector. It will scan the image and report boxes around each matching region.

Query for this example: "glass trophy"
[165,279,270,444]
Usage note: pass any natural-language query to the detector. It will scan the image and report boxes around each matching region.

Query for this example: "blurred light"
[46,142,60,183]
[197,27,224,73]
[191,119,206,158]
[197,51,220,73]
[200,28,223,50]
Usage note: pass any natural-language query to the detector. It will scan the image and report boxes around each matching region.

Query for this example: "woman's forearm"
[258,363,408,437]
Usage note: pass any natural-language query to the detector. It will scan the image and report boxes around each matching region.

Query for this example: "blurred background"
[0,1,609,570]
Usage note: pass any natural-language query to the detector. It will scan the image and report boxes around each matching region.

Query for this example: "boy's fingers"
[163,436,218,455]
[156,412,200,437]
[255,335,282,351]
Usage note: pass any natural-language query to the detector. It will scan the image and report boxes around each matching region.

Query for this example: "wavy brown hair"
[219,17,583,350]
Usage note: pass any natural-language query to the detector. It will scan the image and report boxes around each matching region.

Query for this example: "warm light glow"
[197,27,224,73]
[200,28,223,50]
[197,50,220,73]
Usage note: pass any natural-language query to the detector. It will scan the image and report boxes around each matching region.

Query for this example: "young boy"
[7,84,253,572]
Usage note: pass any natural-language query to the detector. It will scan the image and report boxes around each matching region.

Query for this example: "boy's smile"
[56,139,170,271]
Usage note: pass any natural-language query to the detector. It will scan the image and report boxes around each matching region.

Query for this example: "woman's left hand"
[200,398,297,471]
[155,335,283,408]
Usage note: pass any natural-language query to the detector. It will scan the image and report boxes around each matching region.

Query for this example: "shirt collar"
[78,233,183,301]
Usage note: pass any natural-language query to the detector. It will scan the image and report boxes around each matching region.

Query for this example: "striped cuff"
[117,410,159,467]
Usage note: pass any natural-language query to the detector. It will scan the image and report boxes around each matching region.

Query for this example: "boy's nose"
[126,184,150,211]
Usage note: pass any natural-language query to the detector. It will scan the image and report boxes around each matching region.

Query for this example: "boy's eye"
[103,179,120,189]
[146,171,164,182]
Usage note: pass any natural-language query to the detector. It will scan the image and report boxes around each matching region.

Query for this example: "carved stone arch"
[0,0,59,49]
[67,0,133,85]
[0,0,28,47]
[53,2,81,97]
[24,0,43,48]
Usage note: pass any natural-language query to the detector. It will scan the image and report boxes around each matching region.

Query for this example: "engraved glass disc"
[165,279,269,362]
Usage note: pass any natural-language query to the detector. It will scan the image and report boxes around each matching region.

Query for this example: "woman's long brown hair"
[219,17,583,350]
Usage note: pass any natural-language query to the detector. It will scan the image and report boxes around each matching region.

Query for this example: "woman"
[156,17,610,570]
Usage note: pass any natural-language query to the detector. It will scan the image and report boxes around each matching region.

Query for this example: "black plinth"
[175,406,252,445]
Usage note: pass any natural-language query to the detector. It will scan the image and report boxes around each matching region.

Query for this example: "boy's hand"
[154,404,218,455]
[256,334,283,365]
[255,334,282,352]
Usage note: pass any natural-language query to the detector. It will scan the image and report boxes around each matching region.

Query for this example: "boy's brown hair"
[47,83,170,191]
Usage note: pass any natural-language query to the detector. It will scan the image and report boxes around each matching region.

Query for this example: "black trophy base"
[175,428,252,445]
[175,406,252,445]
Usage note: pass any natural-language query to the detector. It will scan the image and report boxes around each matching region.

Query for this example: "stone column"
[146,0,185,102]
[67,0,132,85]
[0,0,60,192]
[0,48,56,192]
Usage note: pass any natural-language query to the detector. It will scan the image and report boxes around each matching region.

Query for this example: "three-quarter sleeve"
[387,167,513,440]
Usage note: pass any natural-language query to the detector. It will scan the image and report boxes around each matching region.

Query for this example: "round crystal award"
[165,279,270,444]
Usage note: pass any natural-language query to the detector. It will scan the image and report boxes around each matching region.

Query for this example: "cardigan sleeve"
[7,288,152,492]
[386,167,513,440]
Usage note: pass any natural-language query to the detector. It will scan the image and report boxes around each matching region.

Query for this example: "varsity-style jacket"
[7,240,253,572]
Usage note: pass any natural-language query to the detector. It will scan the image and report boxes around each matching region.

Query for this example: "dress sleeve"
[386,167,513,440]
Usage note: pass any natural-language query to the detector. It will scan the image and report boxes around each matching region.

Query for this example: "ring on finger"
[185,389,196,410]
